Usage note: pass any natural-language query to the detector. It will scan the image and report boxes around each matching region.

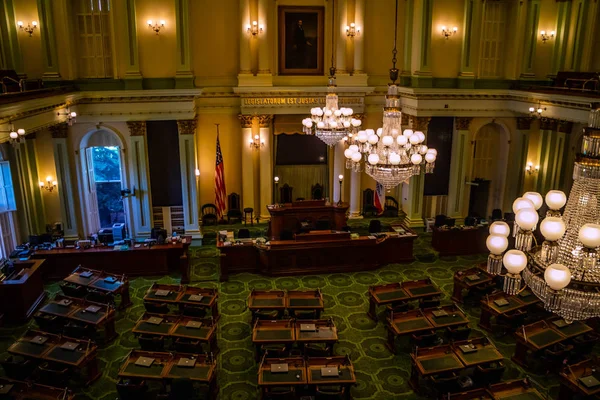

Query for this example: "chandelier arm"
[389,0,399,83]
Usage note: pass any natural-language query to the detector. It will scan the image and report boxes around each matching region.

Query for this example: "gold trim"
[576,155,600,167]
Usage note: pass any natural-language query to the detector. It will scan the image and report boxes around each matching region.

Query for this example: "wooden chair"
[362,189,378,216]
[0,355,35,380]
[116,379,148,400]
[473,362,505,386]
[227,193,243,223]
[316,385,346,399]
[445,326,472,342]
[243,208,254,226]
[263,386,295,399]
[311,183,324,200]
[201,204,218,226]
[34,313,62,334]
[280,184,293,203]
[37,363,69,388]
[238,228,250,239]
[174,337,204,354]
[368,219,382,234]
[138,335,165,351]
[383,196,399,217]
[60,282,87,298]
[143,302,170,314]
[182,304,207,318]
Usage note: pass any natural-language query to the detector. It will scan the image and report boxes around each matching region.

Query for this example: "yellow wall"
[533,0,558,78]
[34,130,61,225]
[136,0,177,78]
[430,0,463,78]
[364,0,400,80]
[13,0,43,79]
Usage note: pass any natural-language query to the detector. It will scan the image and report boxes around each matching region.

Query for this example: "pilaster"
[411,0,433,87]
[352,0,365,75]
[175,0,194,88]
[0,0,23,74]
[123,0,142,88]
[401,0,414,83]
[512,117,532,199]
[238,0,253,82]
[402,116,430,227]
[549,0,572,77]
[259,115,273,220]
[458,0,482,88]
[15,134,45,236]
[569,0,591,71]
[239,115,256,212]
[447,118,471,222]
[126,121,152,237]
[336,0,348,75]
[50,123,79,239]
[177,120,200,238]
[520,0,541,79]
[36,0,60,79]
[537,118,559,194]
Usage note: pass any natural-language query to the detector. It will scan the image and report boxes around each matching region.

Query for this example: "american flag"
[374,181,385,215]
[214,125,227,219]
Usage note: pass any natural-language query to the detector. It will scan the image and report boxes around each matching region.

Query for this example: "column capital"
[455,117,472,131]
[50,123,69,139]
[410,116,431,131]
[238,114,254,128]
[177,119,197,135]
[352,113,365,122]
[540,118,559,131]
[257,115,274,128]
[516,117,532,130]
[126,121,147,136]
[558,120,573,134]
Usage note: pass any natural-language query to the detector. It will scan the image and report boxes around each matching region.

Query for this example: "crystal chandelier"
[300,0,361,147]
[341,0,436,190]
[486,109,600,322]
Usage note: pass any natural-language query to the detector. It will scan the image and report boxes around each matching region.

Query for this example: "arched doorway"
[78,128,129,235]
[469,122,510,218]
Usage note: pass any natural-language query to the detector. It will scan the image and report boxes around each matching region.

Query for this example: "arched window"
[79,129,126,233]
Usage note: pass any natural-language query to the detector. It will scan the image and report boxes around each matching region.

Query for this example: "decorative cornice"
[49,123,69,139]
[238,114,253,128]
[516,117,532,130]
[558,120,573,133]
[540,117,559,131]
[257,114,274,128]
[177,119,197,135]
[455,117,472,131]
[126,121,147,136]
[410,116,431,131]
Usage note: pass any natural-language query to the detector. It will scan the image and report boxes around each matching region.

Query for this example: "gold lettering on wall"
[243,97,363,106]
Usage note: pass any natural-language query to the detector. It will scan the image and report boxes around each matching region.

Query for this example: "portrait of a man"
[279,7,324,75]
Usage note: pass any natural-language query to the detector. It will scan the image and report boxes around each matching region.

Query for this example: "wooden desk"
[63,266,132,308]
[38,295,117,343]
[248,290,286,313]
[217,241,258,280]
[257,357,307,388]
[286,290,324,318]
[451,337,503,368]
[132,313,179,336]
[0,377,74,400]
[478,290,540,331]
[559,359,600,399]
[252,319,295,359]
[488,379,545,399]
[143,283,184,304]
[368,279,441,321]
[410,345,464,390]
[423,304,469,330]
[171,317,219,354]
[0,260,46,323]
[306,355,356,397]
[8,330,100,384]
[267,200,348,240]
[432,226,488,256]
[512,319,592,367]
[451,264,494,303]
[294,319,338,353]
[295,230,351,242]
[143,284,219,320]
[33,242,191,283]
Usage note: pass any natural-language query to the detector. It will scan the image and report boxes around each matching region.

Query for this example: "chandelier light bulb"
[351,152,362,162]
[147,19,153,25]
[397,136,407,146]
[17,21,23,27]
[344,149,353,158]
[419,145,428,154]
[357,131,368,143]
[70,111,77,117]
[487,235,509,255]
[529,107,535,113]
[17,128,25,136]
[416,131,425,143]
[578,223,600,248]
[544,263,571,291]
[540,217,566,241]
[368,134,379,145]
[489,221,510,237]
[515,208,539,231]
[512,197,535,214]
[409,134,420,144]
[389,153,401,165]
[424,152,436,163]
[537,108,543,114]
[545,190,567,210]
[427,148,438,156]
[368,153,379,165]
[403,129,413,137]
[9,131,18,139]
[523,191,543,210]
[503,249,528,274]
[349,145,358,153]
[410,153,422,165]
[382,135,393,146]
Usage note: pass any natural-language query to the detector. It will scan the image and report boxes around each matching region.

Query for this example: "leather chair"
[64,321,95,340]
[573,332,600,357]
[430,373,460,396]
[315,219,330,230]
[37,363,69,387]
[238,228,250,239]
[445,326,472,342]
[496,309,527,335]
[170,378,196,400]
[0,355,35,380]
[541,343,573,373]
[386,302,412,319]
[369,220,382,234]
[261,344,289,359]
[253,310,282,320]
[491,208,503,221]
[86,289,115,305]
[263,386,295,399]
[174,337,204,354]
[434,214,448,227]
[316,385,345,399]
[143,301,170,314]
[116,379,148,400]
[418,297,441,309]
[138,335,165,351]
[291,309,317,319]
[305,343,332,357]
[34,313,62,334]
[311,183,324,200]
[412,331,443,348]
[227,193,243,223]
[60,282,87,298]
[182,304,207,318]
[474,362,505,386]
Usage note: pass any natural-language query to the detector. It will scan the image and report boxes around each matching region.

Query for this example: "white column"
[14,136,46,235]
[349,169,362,219]
[50,123,79,240]
[332,140,345,204]
[177,120,200,238]
[336,0,348,74]
[240,115,256,211]
[175,0,194,87]
[411,0,433,86]
[239,0,252,75]
[353,0,365,74]
[38,0,60,79]
[446,118,471,223]
[537,118,559,194]
[257,0,271,76]
[126,122,152,238]
[259,115,273,220]
[505,118,531,208]
[401,116,429,227]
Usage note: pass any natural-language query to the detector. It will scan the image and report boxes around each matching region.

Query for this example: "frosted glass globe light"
[376,128,383,136]
[545,190,567,210]
[389,153,401,165]
[382,135,394,146]
[351,152,362,162]
[578,223,600,248]
[427,149,438,156]
[419,145,428,154]
[368,134,379,145]
[9,131,18,139]
[397,136,408,146]
[523,192,543,210]
[489,221,510,237]
[368,154,379,165]
[403,129,413,137]
[317,121,325,129]
[503,250,527,274]
[409,134,420,144]
[512,197,535,214]
[349,145,358,153]
[425,153,436,163]
[544,263,571,291]
[486,235,509,255]
[515,208,539,231]
[357,131,368,143]
[411,154,422,165]
[540,217,566,241]
[365,129,375,136]
[333,109,342,117]
[416,131,425,143]
[344,149,353,159]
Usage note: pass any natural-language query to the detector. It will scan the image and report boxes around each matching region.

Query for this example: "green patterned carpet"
[0,218,569,399]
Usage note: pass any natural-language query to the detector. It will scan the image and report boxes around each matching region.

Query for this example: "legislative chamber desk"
[432,226,488,256]
[219,229,417,281]
[267,200,348,240]
[0,377,74,400]
[0,260,46,323]
[32,242,191,283]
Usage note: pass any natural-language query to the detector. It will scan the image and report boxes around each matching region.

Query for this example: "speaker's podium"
[267,199,348,240]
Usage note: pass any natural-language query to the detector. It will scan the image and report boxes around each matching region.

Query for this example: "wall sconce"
[57,108,77,126]
[540,30,555,44]
[345,23,360,37]
[148,20,165,35]
[39,176,57,192]
[442,26,457,39]
[528,102,546,118]
[1,124,26,146]
[17,21,37,36]
[246,21,263,36]
[525,162,539,175]
[249,134,264,149]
